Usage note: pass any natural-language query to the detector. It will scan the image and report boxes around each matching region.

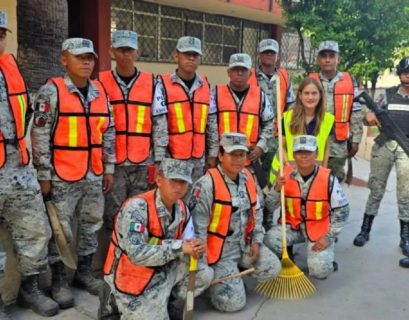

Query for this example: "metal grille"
[280,30,316,70]
[111,0,274,66]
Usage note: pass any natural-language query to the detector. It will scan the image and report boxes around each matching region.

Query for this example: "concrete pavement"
[7,157,408,320]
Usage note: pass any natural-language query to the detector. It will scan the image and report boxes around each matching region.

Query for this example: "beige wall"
[3,0,17,55]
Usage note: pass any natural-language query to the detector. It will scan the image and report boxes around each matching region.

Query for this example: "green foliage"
[281,0,409,86]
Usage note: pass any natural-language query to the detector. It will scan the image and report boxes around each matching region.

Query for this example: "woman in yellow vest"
[269,77,334,186]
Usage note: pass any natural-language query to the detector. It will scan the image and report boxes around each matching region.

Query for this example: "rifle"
[355,91,409,157]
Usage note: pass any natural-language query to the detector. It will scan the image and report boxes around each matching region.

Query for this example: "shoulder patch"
[130,222,145,233]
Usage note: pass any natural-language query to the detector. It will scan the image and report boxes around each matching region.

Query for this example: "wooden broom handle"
[211,268,255,285]
[276,76,288,250]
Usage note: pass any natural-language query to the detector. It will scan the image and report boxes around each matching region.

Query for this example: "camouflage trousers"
[364,142,409,221]
[0,167,51,275]
[328,157,347,183]
[48,179,104,264]
[0,242,6,279]
[209,244,281,312]
[103,257,213,320]
[264,224,336,279]
[104,165,153,230]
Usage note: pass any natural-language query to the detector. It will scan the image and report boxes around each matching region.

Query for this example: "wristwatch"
[171,240,183,251]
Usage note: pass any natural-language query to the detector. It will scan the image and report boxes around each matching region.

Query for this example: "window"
[111,0,274,65]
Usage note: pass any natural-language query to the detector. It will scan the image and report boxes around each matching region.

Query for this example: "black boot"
[51,261,74,309]
[399,256,409,268]
[353,214,375,247]
[399,220,409,256]
[18,274,59,317]
[0,295,11,320]
[72,254,104,295]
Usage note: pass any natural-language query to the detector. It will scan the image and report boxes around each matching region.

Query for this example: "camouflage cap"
[112,30,138,49]
[0,11,11,32]
[318,40,339,53]
[258,39,279,53]
[228,53,252,69]
[61,38,98,58]
[176,36,202,55]
[220,132,249,153]
[293,135,318,152]
[160,158,193,184]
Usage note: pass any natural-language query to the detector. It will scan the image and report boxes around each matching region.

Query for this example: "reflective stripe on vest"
[268,110,334,185]
[249,67,289,137]
[309,72,354,141]
[283,165,331,242]
[51,77,110,182]
[216,84,261,146]
[99,70,154,164]
[206,168,257,265]
[161,74,210,160]
[0,53,30,168]
[103,189,187,296]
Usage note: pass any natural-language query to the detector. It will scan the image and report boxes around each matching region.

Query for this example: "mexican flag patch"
[130,222,145,233]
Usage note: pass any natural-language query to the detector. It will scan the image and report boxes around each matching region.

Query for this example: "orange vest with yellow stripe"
[0,53,30,168]
[249,67,289,137]
[206,168,257,265]
[103,189,187,296]
[51,77,110,182]
[99,70,154,164]
[283,165,331,242]
[161,74,210,160]
[309,72,354,142]
[216,84,261,147]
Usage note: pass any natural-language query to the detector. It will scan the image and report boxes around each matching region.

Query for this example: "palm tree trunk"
[17,0,68,91]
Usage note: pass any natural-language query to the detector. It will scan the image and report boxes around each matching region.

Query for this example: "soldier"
[31,38,115,308]
[190,133,281,312]
[99,30,156,229]
[0,11,58,317]
[249,39,295,174]
[353,57,409,258]
[264,135,349,279]
[154,36,218,190]
[101,158,213,320]
[309,40,363,182]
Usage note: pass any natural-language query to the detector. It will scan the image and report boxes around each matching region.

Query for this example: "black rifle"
[355,91,409,157]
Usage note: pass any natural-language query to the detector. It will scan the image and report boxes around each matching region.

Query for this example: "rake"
[256,75,315,300]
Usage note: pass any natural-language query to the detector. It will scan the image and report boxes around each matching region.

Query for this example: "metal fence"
[280,30,316,70]
[111,0,273,65]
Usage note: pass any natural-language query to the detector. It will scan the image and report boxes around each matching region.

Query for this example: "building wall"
[2,0,17,55]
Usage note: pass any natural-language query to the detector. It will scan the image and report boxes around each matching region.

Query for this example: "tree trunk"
[370,71,379,98]
[17,0,68,92]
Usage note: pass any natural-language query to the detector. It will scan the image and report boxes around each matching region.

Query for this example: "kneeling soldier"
[190,133,281,312]
[102,158,213,319]
[264,135,349,279]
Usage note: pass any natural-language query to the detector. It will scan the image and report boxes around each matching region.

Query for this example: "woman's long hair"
[289,77,326,135]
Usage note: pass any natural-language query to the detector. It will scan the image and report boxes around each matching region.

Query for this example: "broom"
[256,76,315,300]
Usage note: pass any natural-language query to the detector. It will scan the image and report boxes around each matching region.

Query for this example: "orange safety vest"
[103,189,187,296]
[283,165,331,242]
[99,70,154,164]
[0,53,30,168]
[249,67,289,137]
[206,168,257,265]
[216,84,261,147]
[50,77,110,182]
[309,72,354,142]
[161,74,210,160]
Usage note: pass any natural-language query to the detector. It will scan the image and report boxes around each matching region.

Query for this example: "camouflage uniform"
[154,72,219,185]
[102,67,158,229]
[103,159,213,320]
[190,164,281,312]
[315,74,362,182]
[31,74,115,264]
[264,164,349,279]
[363,87,409,222]
[0,64,51,278]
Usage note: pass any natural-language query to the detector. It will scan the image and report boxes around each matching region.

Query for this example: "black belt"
[2,138,18,145]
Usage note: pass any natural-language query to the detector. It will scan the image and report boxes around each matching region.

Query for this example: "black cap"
[397,57,409,76]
